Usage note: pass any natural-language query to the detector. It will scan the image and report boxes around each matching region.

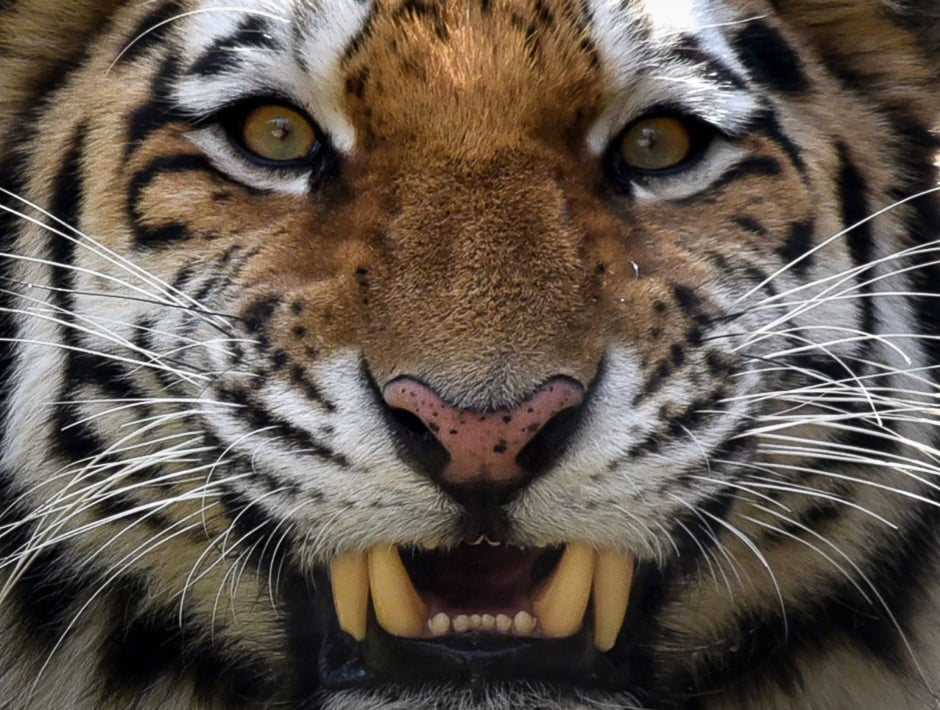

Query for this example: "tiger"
[2,0,940,708]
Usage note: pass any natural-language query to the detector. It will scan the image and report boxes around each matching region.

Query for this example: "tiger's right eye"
[619,117,693,172]
[606,113,715,189]
[238,104,320,164]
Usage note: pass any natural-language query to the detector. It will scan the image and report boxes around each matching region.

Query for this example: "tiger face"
[2,0,940,708]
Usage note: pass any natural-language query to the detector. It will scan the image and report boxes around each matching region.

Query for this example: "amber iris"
[241,104,318,162]
[619,116,693,172]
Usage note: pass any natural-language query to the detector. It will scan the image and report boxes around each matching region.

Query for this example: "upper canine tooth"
[592,550,635,652]
[330,551,369,642]
[532,543,595,638]
[368,546,429,637]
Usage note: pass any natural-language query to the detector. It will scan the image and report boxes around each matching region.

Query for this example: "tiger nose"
[382,377,585,490]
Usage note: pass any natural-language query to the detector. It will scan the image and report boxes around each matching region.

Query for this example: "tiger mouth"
[330,541,635,653]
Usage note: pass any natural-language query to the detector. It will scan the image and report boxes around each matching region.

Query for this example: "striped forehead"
[174,0,374,153]
[170,0,762,156]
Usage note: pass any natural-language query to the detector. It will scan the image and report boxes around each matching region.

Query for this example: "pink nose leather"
[383,378,585,486]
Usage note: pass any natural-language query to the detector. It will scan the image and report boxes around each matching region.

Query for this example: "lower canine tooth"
[368,546,429,637]
[532,543,595,638]
[593,550,636,652]
[330,552,369,642]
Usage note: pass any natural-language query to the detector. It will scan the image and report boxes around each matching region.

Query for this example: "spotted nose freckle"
[383,377,585,487]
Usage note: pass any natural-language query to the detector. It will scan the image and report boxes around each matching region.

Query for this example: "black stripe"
[0,471,93,646]
[757,111,806,174]
[733,19,810,94]
[101,574,280,705]
[218,384,348,466]
[668,495,940,702]
[664,485,738,579]
[188,16,279,76]
[54,400,104,462]
[48,124,87,303]
[0,151,28,431]
[14,544,92,646]
[0,467,31,557]
[693,156,782,199]
[733,216,767,235]
[775,219,814,274]
[835,142,876,337]
[759,500,844,546]
[671,34,748,91]
[116,0,182,65]
[125,55,183,159]
[46,125,113,463]
[291,365,338,412]
[128,153,219,246]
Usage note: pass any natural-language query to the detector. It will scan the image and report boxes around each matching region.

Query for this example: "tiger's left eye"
[240,104,319,163]
[618,116,693,172]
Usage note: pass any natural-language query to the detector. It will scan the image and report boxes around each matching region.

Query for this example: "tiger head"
[1,0,940,708]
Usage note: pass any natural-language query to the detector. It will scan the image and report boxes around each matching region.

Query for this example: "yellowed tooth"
[496,614,513,633]
[532,543,596,638]
[368,546,429,637]
[429,613,451,636]
[513,610,537,635]
[592,550,635,652]
[330,551,369,642]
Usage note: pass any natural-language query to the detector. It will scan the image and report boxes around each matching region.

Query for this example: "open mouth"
[330,540,635,653]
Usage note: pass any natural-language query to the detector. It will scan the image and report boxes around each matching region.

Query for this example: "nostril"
[385,406,450,479]
[516,403,583,478]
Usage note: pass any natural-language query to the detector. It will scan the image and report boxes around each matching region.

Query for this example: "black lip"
[309,569,636,693]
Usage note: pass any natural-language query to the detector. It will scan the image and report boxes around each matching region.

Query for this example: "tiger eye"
[241,105,318,162]
[619,116,693,172]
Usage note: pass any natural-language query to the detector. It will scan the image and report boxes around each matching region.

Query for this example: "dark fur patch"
[733,19,810,94]
[116,0,183,65]
[101,576,280,705]
[836,142,876,336]
[125,56,183,159]
[776,220,814,273]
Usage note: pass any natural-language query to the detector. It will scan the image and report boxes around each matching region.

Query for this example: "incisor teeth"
[532,543,595,638]
[513,610,537,635]
[453,614,471,632]
[368,546,429,637]
[496,614,513,633]
[330,551,369,642]
[592,550,635,652]
[429,613,451,636]
[481,614,496,631]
